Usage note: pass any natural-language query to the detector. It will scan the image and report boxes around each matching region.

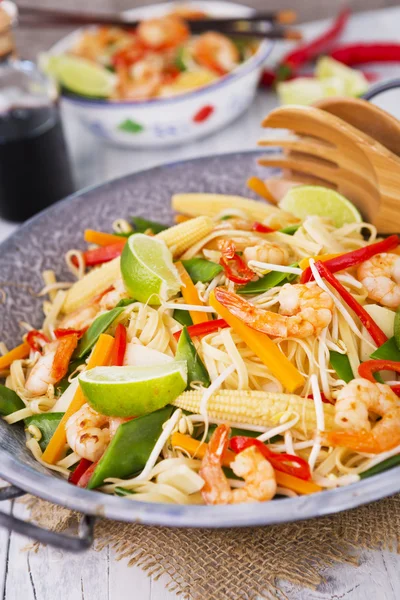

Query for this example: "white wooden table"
[1,8,400,599]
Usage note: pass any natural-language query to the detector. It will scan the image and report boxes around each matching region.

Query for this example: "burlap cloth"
[23,492,400,599]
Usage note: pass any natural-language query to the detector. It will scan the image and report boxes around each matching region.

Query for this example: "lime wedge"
[79,362,187,417]
[279,186,362,227]
[121,234,181,305]
[41,54,116,98]
[316,56,369,97]
[277,76,345,106]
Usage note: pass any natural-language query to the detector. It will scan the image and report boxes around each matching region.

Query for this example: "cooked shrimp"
[192,32,240,74]
[137,16,189,50]
[200,424,276,505]
[357,253,400,308]
[66,404,110,462]
[99,278,129,311]
[214,218,254,231]
[243,242,290,265]
[116,61,162,100]
[324,378,400,453]
[214,283,334,339]
[25,335,78,396]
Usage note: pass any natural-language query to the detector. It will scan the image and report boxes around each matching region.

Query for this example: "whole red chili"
[26,330,50,353]
[277,9,350,79]
[193,105,214,123]
[230,436,311,480]
[330,43,400,66]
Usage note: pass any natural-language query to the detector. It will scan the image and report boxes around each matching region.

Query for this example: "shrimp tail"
[323,430,381,453]
[214,287,288,337]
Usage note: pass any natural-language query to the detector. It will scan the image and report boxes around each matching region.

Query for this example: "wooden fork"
[258,105,400,233]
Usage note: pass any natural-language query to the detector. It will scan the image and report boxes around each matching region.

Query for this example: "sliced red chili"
[230,436,311,480]
[301,235,399,283]
[109,323,127,367]
[315,261,388,348]
[358,359,400,382]
[54,328,87,339]
[69,458,93,486]
[219,240,255,285]
[252,222,275,234]
[173,318,229,341]
[26,330,50,353]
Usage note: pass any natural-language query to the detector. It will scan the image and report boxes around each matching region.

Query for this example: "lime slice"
[279,186,362,227]
[316,56,369,97]
[41,54,116,98]
[121,234,181,305]
[277,76,345,106]
[79,362,187,417]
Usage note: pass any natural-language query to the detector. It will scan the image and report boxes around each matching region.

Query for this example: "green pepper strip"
[0,384,25,416]
[360,455,400,479]
[175,326,210,389]
[329,351,354,383]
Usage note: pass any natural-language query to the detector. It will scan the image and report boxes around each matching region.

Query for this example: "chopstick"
[18,6,297,27]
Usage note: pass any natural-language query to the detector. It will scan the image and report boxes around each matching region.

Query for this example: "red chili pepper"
[173,318,229,341]
[277,9,350,79]
[109,323,127,366]
[252,222,275,234]
[83,241,126,267]
[315,261,388,347]
[54,328,87,339]
[358,359,400,382]
[26,330,50,353]
[230,437,311,480]
[219,240,255,285]
[301,235,399,283]
[69,458,93,486]
[77,461,98,488]
[193,105,214,123]
[330,43,400,66]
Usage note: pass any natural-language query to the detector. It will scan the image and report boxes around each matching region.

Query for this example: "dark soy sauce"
[0,103,74,221]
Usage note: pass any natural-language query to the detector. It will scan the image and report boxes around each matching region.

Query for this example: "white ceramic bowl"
[49,1,273,148]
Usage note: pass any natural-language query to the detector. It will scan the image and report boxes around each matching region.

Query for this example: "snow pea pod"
[181,258,223,284]
[88,405,174,489]
[360,455,400,479]
[370,337,400,362]
[394,309,400,351]
[173,309,193,327]
[0,384,24,416]
[131,217,168,234]
[330,351,354,383]
[24,413,64,451]
[75,306,125,358]
[175,326,210,389]
[237,264,299,295]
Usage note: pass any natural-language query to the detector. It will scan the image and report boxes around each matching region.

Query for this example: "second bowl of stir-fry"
[45,1,272,147]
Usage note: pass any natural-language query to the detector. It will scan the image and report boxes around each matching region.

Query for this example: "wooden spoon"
[314,97,400,157]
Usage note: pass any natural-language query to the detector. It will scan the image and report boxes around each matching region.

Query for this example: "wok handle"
[0,484,95,552]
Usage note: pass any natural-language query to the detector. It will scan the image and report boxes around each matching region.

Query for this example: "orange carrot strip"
[247,176,277,203]
[275,471,322,494]
[42,334,114,465]
[0,342,30,371]
[175,261,209,325]
[84,229,127,247]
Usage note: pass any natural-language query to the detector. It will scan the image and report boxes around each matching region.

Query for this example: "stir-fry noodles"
[1,191,400,505]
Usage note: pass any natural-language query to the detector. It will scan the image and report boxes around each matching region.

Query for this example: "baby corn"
[172,389,336,433]
[172,193,286,222]
[156,215,214,258]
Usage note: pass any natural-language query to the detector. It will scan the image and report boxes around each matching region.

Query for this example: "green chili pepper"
[279,224,300,235]
[131,216,168,234]
[359,454,400,479]
[116,298,135,308]
[370,337,400,362]
[88,406,173,489]
[175,326,210,389]
[24,413,64,452]
[237,263,299,295]
[394,308,400,351]
[75,306,125,358]
[0,384,25,416]
[181,258,223,284]
[173,309,193,327]
[329,351,354,383]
